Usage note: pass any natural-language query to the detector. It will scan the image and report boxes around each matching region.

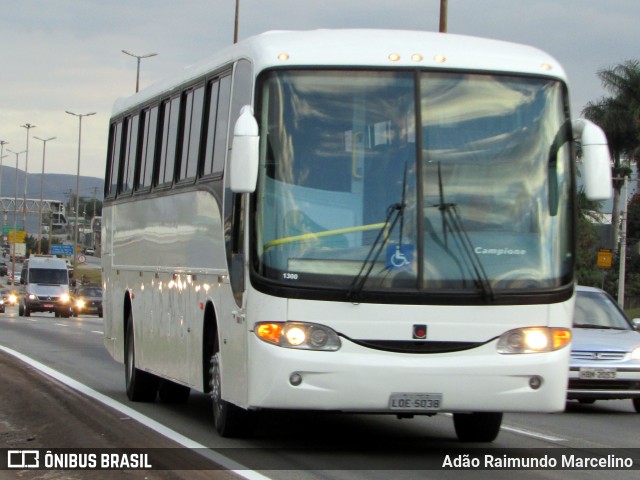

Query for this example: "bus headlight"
[497,327,571,354]
[255,322,341,351]
[60,293,70,303]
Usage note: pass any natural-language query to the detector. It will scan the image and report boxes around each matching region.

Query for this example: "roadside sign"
[51,244,74,256]
[8,230,27,243]
[3,225,23,235]
[597,248,612,269]
[77,254,86,264]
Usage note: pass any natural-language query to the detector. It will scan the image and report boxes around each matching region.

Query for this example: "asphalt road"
[1,306,639,480]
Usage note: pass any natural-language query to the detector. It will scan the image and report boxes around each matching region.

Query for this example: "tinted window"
[180,85,205,180]
[213,75,232,175]
[138,106,158,189]
[122,114,139,193]
[203,79,220,176]
[158,96,181,185]
[107,121,123,196]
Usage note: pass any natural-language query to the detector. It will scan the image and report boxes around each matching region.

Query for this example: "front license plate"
[43,304,54,308]
[389,393,442,411]
[579,367,617,379]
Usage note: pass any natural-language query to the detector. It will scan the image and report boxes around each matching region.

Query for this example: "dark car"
[567,286,640,412]
[0,261,7,276]
[71,286,103,317]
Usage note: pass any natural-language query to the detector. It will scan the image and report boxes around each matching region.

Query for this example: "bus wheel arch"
[124,295,158,402]
[203,300,253,437]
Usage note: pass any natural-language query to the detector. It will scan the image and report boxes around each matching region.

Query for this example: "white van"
[19,255,71,317]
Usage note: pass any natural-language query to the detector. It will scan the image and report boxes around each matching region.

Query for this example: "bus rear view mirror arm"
[230,105,260,193]
[573,118,612,201]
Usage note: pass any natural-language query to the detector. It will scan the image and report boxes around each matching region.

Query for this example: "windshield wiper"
[346,202,404,302]
[433,162,494,301]
[573,324,627,330]
[347,162,409,302]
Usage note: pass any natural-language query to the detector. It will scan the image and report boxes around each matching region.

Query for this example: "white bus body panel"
[111,30,567,119]
[245,289,573,413]
[102,190,248,400]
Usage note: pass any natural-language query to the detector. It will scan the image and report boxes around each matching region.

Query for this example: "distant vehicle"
[83,248,95,256]
[0,261,7,276]
[71,285,103,317]
[568,286,640,412]
[9,272,21,285]
[19,255,71,318]
[1,289,18,307]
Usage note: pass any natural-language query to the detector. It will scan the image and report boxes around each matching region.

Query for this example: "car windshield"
[29,268,68,284]
[254,69,573,299]
[574,291,632,330]
[78,287,102,297]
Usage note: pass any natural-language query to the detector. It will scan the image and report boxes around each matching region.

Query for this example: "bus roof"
[112,29,567,117]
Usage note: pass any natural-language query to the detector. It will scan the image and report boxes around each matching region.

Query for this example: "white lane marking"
[90,330,104,335]
[54,323,69,327]
[0,345,272,480]
[501,424,565,442]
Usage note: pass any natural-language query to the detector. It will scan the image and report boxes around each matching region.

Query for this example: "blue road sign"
[51,244,74,256]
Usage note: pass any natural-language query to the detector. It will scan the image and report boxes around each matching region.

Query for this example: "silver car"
[568,286,640,412]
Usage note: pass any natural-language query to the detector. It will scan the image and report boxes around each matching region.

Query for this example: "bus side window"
[122,114,140,194]
[157,95,181,186]
[202,75,231,177]
[105,121,123,197]
[137,105,159,190]
[179,85,205,181]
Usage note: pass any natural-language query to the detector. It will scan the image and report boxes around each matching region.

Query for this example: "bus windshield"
[254,69,573,299]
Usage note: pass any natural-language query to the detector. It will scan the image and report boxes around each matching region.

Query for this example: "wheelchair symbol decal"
[386,244,414,270]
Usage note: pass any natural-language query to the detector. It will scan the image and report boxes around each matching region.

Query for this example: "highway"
[1,305,639,479]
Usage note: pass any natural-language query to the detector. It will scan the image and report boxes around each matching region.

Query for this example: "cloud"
[1,0,638,179]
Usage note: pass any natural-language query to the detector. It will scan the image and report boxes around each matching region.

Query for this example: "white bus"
[102,29,611,442]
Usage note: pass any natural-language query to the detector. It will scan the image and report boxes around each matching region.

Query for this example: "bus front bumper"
[245,336,569,414]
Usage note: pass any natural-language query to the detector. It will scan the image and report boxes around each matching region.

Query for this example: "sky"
[1,0,638,182]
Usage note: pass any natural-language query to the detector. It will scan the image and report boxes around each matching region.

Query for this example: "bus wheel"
[158,379,191,404]
[453,412,502,442]
[633,398,640,413]
[125,318,158,402]
[209,339,253,437]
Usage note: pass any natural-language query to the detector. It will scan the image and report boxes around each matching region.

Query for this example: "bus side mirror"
[230,105,259,193]
[573,119,611,201]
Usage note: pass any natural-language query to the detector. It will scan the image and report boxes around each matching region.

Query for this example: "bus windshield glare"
[254,69,572,299]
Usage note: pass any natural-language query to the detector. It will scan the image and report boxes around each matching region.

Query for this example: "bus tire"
[633,398,640,413]
[453,412,502,442]
[158,379,191,404]
[209,337,253,437]
[125,318,158,402]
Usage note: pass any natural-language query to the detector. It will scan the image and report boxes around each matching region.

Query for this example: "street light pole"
[6,149,25,288]
[439,0,448,32]
[21,123,36,234]
[66,111,96,268]
[33,136,56,254]
[618,176,629,307]
[0,139,8,206]
[121,50,157,93]
[234,0,240,43]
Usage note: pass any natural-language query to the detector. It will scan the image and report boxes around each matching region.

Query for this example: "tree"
[575,190,606,287]
[582,60,640,250]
